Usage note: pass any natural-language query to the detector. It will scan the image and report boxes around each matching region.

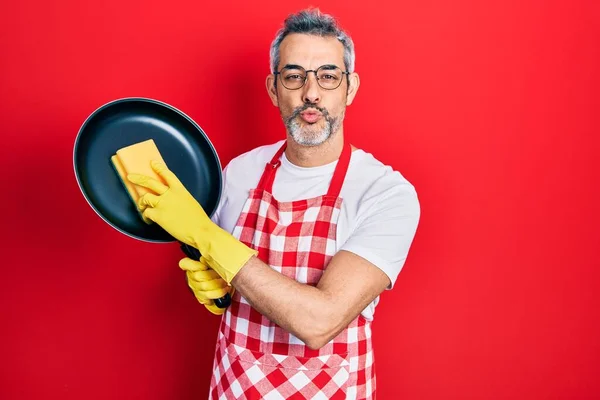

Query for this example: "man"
[127,8,420,399]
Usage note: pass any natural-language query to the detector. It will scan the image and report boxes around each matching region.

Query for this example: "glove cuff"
[194,227,258,284]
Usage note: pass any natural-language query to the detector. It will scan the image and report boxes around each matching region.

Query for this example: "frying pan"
[73,97,231,308]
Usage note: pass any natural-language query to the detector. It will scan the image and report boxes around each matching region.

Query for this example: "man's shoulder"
[221,140,285,191]
[348,148,418,199]
[225,140,285,173]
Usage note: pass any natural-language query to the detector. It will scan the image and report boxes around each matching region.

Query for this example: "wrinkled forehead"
[278,33,345,70]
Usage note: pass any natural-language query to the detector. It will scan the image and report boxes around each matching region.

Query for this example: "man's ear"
[266,74,279,107]
[345,72,360,106]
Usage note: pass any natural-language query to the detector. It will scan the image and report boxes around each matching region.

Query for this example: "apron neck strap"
[256,140,352,198]
[256,141,287,193]
[327,141,351,198]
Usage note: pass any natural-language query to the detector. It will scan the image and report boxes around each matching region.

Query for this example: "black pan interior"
[74,98,222,243]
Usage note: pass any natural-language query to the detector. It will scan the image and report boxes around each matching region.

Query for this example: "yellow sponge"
[111,139,168,224]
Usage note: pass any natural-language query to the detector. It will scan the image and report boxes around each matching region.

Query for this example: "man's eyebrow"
[280,63,342,71]
[281,64,304,70]
[318,64,340,70]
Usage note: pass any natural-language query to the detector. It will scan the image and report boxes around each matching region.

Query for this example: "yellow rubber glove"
[127,160,257,284]
[179,256,233,315]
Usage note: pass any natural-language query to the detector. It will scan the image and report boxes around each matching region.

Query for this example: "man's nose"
[302,72,321,104]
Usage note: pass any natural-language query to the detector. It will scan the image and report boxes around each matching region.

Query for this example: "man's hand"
[127,160,213,248]
[179,257,233,316]
[127,161,257,284]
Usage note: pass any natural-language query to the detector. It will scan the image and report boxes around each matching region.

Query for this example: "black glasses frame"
[274,65,350,90]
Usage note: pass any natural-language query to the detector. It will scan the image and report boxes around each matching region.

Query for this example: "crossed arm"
[126,160,402,349]
[231,250,391,350]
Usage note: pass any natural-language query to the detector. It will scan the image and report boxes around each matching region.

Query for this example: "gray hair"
[269,8,356,74]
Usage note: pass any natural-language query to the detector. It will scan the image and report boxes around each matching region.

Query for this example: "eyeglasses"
[274,64,350,90]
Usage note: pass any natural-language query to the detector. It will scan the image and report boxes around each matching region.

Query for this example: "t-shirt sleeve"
[210,164,229,227]
[340,181,421,289]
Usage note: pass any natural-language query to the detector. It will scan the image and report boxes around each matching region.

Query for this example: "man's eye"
[320,74,338,81]
[285,74,303,80]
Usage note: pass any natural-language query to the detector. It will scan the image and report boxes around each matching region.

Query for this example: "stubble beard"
[284,104,344,147]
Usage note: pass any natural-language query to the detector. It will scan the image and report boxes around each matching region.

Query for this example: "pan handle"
[179,243,232,308]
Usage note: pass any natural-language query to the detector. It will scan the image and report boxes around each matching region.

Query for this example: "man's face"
[266,33,359,147]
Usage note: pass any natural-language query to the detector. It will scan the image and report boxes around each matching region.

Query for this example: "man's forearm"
[231,256,342,350]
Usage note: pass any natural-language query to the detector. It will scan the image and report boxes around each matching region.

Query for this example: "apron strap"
[326,142,351,198]
[256,140,352,197]
[256,141,287,192]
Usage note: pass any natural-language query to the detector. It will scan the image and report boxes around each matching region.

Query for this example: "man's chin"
[290,130,330,146]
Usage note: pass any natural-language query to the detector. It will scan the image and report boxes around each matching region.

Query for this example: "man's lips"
[299,110,322,123]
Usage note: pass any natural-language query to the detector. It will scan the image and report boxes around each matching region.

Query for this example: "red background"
[1,0,599,399]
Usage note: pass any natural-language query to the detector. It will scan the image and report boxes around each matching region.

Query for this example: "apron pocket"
[220,335,351,397]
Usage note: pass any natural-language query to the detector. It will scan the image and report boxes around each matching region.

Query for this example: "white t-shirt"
[211,140,421,320]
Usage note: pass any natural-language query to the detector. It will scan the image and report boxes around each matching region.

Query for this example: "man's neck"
[284,131,345,168]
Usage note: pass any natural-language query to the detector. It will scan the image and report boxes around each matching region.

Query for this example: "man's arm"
[231,177,420,350]
[127,159,419,348]
[231,249,390,350]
